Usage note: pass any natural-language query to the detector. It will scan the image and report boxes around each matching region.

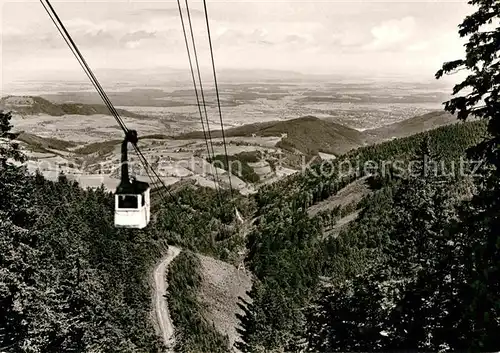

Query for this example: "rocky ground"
[197,253,253,352]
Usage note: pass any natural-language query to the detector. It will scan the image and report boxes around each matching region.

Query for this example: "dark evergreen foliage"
[0,112,164,352]
[300,2,500,351]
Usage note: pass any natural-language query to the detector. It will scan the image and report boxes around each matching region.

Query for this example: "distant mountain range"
[2,95,460,157]
[179,111,458,156]
[4,67,454,92]
[178,116,364,155]
[0,96,147,118]
[363,111,458,143]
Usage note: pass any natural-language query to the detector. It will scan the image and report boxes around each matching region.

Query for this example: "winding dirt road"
[153,245,181,351]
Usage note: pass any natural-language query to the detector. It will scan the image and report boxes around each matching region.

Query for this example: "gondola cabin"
[114,129,151,229]
[114,178,151,229]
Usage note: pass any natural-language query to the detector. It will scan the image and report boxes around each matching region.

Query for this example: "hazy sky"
[1,0,473,86]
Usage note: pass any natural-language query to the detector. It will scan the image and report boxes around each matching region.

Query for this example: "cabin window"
[141,194,145,207]
[118,195,138,209]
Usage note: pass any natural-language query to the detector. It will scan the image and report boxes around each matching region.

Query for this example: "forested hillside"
[1,104,498,352]
[256,119,487,211]
[1,111,164,351]
[178,111,462,158]
[235,117,489,352]
[363,111,458,142]
[0,110,249,352]
[236,1,500,350]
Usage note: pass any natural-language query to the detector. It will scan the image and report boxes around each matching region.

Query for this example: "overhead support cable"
[183,0,217,160]
[40,0,180,208]
[133,146,182,207]
[175,0,211,161]
[42,0,167,197]
[201,0,233,199]
[40,0,129,134]
[176,0,222,202]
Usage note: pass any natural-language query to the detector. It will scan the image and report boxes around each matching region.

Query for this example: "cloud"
[65,18,125,36]
[122,30,156,42]
[0,0,473,82]
[119,30,156,49]
[124,41,141,49]
[284,34,308,45]
[365,16,417,51]
[211,20,326,52]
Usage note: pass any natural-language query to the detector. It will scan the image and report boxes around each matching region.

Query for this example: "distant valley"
[1,93,459,194]
[4,76,450,133]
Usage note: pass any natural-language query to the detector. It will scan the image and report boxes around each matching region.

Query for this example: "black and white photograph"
[0,0,499,351]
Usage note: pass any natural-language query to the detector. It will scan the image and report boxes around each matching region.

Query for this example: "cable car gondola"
[114,130,151,229]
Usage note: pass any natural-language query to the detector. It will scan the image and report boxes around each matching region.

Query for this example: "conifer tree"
[436,0,500,349]
[306,140,459,351]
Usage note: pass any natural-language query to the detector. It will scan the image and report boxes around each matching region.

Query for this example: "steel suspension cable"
[176,0,222,202]
[42,0,166,197]
[175,0,211,158]
[133,146,182,206]
[41,0,176,208]
[201,0,233,199]
[41,0,129,135]
[40,1,128,139]
[183,0,222,195]
[41,0,165,194]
